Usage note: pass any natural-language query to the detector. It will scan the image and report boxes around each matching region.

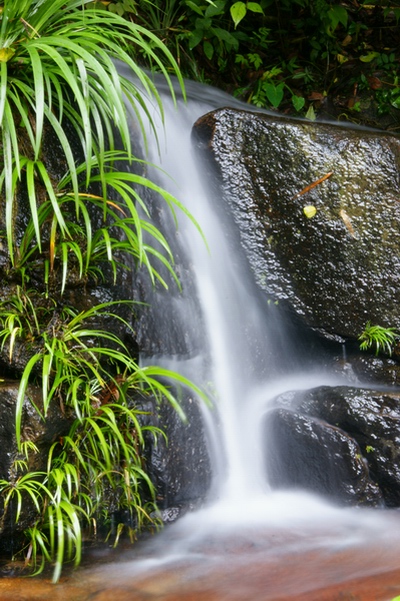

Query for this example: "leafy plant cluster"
[0,0,207,581]
[359,321,400,357]
[105,0,400,125]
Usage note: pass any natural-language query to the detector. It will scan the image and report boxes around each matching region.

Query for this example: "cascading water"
[88,70,400,598]
[130,78,345,508]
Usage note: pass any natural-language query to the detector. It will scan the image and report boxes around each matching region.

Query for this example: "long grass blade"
[16,353,43,450]
[26,45,44,159]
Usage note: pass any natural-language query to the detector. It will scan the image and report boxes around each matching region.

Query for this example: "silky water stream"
[2,81,400,601]
[79,81,400,600]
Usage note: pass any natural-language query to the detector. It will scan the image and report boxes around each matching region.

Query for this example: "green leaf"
[16,353,43,451]
[0,60,7,123]
[328,5,348,30]
[195,17,212,30]
[205,0,225,17]
[247,2,263,14]
[210,27,239,49]
[185,1,205,17]
[189,29,204,50]
[391,94,400,109]
[263,82,284,108]
[203,40,214,60]
[230,2,247,29]
[292,95,305,112]
[305,104,316,121]
[359,52,379,63]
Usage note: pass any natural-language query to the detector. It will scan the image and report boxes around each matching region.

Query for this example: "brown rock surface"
[1,522,400,601]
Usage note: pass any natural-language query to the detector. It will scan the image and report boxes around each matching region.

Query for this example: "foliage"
[8,150,199,293]
[0,301,207,582]
[0,0,187,268]
[358,322,399,356]
[0,0,209,581]
[129,0,400,125]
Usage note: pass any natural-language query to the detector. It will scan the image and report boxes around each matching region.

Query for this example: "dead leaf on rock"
[339,208,355,237]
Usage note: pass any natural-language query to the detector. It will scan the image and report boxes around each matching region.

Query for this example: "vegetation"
[101,0,400,129]
[359,321,399,356]
[0,0,208,581]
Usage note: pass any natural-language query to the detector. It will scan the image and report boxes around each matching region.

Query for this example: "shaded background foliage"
[101,0,400,130]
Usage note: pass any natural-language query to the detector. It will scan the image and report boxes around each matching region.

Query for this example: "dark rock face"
[0,381,72,552]
[192,109,400,343]
[145,395,212,511]
[265,407,383,506]
[267,385,400,507]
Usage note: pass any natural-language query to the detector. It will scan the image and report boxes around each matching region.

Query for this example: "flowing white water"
[134,83,339,505]
[119,77,400,574]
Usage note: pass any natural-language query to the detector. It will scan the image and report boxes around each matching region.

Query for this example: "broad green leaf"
[205,0,225,17]
[185,1,205,17]
[210,27,239,49]
[328,5,348,30]
[263,82,284,108]
[189,29,203,50]
[195,17,212,30]
[305,104,316,121]
[203,40,214,60]
[230,2,247,29]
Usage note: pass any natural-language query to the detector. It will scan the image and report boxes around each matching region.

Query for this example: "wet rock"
[145,394,212,509]
[192,109,400,345]
[290,386,400,507]
[345,354,400,386]
[0,380,72,553]
[264,407,383,506]
[269,385,400,506]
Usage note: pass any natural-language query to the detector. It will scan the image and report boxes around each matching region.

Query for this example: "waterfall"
[82,70,400,596]
[128,78,340,508]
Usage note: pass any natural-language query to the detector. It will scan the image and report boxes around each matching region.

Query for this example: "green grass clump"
[359,321,399,357]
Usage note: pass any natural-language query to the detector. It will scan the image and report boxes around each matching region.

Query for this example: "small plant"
[358,321,399,356]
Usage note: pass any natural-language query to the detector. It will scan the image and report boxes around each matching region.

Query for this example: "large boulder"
[264,406,383,506]
[266,385,400,506]
[192,109,400,345]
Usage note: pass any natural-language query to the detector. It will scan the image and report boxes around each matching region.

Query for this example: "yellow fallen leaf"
[303,205,317,218]
[359,52,379,63]
[0,47,15,63]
